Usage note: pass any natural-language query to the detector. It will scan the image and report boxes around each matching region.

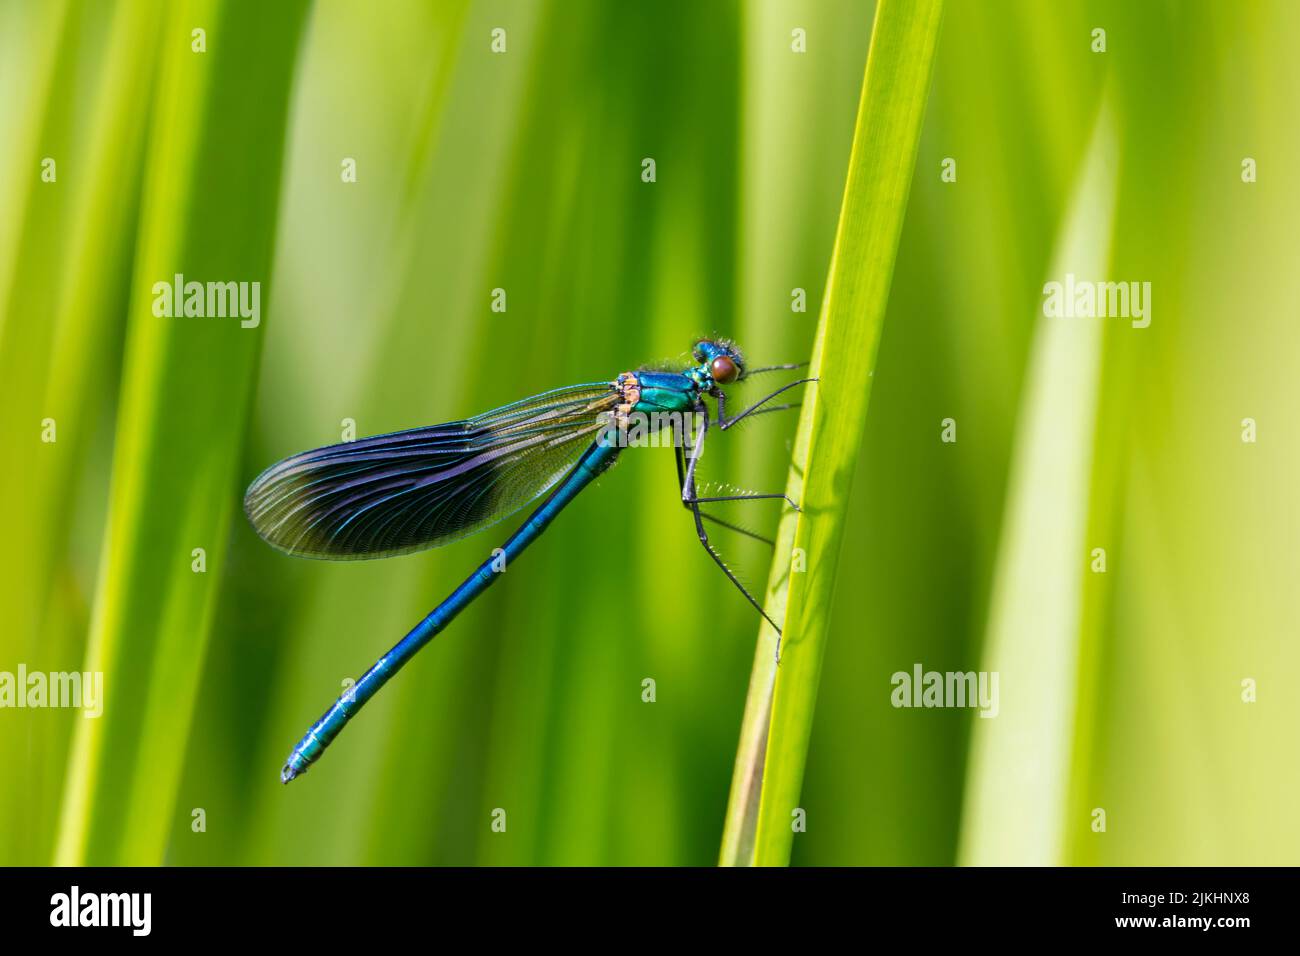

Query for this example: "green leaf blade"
[721,0,945,867]
[53,0,311,866]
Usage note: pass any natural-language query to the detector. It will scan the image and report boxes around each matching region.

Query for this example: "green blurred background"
[1,0,1296,865]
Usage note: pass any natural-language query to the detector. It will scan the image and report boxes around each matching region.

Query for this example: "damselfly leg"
[714,377,817,431]
[676,440,782,634]
[672,376,816,651]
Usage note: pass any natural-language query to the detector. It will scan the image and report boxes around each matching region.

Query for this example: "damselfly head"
[692,339,745,384]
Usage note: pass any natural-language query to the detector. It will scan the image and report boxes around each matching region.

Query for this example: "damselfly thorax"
[606,370,709,451]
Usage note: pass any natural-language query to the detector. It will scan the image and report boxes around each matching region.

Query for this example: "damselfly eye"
[711,355,739,384]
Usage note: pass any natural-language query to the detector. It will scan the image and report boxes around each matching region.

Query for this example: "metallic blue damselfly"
[245,339,811,782]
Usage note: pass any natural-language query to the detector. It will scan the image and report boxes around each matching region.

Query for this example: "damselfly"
[245,339,812,782]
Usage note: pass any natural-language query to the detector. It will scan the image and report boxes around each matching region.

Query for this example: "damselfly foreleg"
[715,377,817,431]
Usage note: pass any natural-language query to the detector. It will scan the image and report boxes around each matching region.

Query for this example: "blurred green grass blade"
[54,0,310,865]
[957,97,1118,866]
[720,0,944,867]
[0,0,161,866]
[0,0,69,323]
[0,0,79,867]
